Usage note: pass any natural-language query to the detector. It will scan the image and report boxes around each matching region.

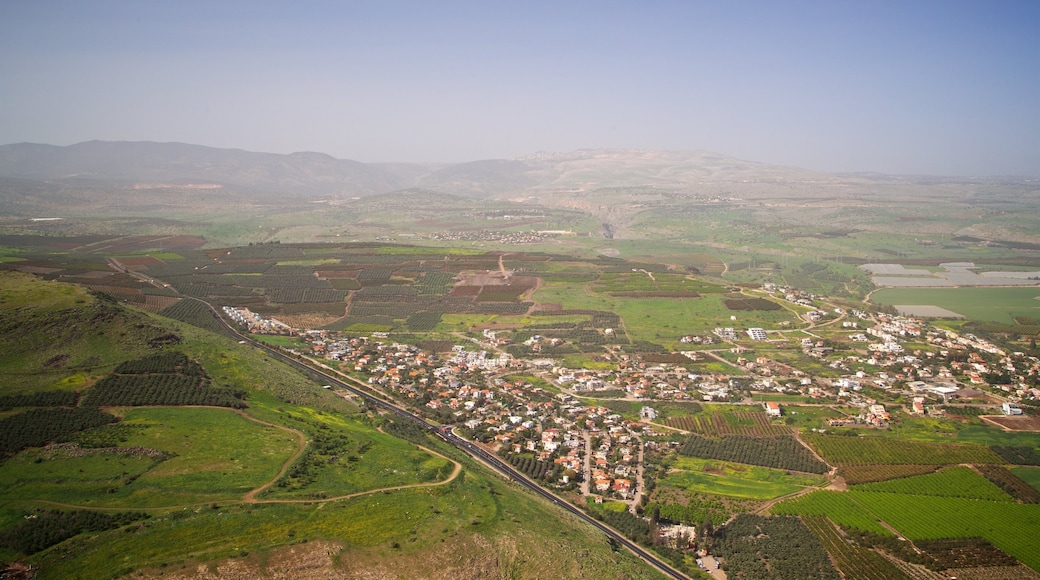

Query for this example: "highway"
[196,299,690,579]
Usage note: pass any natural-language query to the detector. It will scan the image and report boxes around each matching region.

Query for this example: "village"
[227,296,1040,519]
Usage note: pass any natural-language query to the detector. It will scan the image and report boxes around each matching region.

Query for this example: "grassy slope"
[0,272,664,579]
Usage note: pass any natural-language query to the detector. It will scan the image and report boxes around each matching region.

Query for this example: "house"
[1002,402,1024,416]
[764,401,782,417]
[911,397,926,414]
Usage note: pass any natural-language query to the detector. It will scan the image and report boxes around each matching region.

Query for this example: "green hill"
[0,272,662,579]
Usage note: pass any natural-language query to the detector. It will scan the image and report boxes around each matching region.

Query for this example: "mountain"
[0,141,411,197]
[0,141,840,201]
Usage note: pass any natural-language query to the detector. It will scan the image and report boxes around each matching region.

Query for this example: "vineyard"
[678,434,830,474]
[976,464,1040,503]
[662,411,791,437]
[802,432,1005,466]
[839,464,940,485]
[802,516,911,580]
[777,488,1040,572]
[770,490,893,536]
[851,466,1014,502]
[848,492,1040,571]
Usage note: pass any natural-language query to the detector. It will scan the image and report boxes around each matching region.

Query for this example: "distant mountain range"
[0,140,840,199]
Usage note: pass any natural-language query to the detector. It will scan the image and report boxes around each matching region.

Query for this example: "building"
[1002,402,1024,416]
[764,401,782,417]
[746,328,768,341]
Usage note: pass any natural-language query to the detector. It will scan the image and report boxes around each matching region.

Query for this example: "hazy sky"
[2,1,1038,175]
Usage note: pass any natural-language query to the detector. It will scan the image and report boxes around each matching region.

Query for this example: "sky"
[1,0,1038,175]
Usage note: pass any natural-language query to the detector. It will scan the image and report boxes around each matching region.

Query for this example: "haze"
[1,0,1038,176]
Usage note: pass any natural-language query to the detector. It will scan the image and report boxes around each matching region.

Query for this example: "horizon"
[2,1,1038,176]
[3,138,1039,180]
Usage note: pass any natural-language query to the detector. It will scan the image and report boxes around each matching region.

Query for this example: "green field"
[770,490,892,536]
[851,466,1013,501]
[775,488,1040,572]
[802,432,1006,465]
[871,287,1040,324]
[0,407,299,507]
[849,492,1040,571]
[1013,467,1040,491]
[660,456,824,500]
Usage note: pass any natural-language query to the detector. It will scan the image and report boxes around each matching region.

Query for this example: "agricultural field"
[770,490,893,536]
[802,432,1006,466]
[801,516,911,580]
[775,487,1040,573]
[658,456,825,500]
[661,411,791,437]
[870,287,1040,325]
[849,492,1040,571]
[851,466,1014,502]
[679,433,830,473]
[1013,466,1040,491]
[0,406,297,507]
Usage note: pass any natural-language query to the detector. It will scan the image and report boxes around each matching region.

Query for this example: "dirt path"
[20,407,462,512]
[754,484,821,516]
[249,444,462,505]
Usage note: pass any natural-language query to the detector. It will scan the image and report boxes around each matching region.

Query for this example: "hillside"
[0,272,663,579]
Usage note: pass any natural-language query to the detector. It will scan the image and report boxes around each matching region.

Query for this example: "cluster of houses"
[221,306,291,334]
[425,229,563,244]
[296,332,654,501]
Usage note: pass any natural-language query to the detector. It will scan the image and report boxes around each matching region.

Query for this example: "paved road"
[195,299,691,580]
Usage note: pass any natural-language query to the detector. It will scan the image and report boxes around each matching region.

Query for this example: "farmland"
[870,287,1040,325]
[2,209,1040,576]
[658,456,825,500]
[801,516,910,580]
[802,432,1006,466]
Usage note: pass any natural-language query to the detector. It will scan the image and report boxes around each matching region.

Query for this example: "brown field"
[980,415,1040,432]
[450,285,482,296]
[117,256,164,267]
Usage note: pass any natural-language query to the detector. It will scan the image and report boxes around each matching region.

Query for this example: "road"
[193,298,691,580]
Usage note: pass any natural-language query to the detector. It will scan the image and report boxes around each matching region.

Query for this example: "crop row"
[267,288,348,304]
[802,432,1005,466]
[0,390,79,410]
[975,464,1040,503]
[502,454,557,482]
[405,311,442,331]
[0,407,118,457]
[712,514,839,580]
[113,352,203,376]
[82,374,246,408]
[664,412,790,438]
[802,516,909,580]
[851,466,1013,502]
[159,300,230,336]
[770,491,893,536]
[679,434,829,474]
[839,464,939,485]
